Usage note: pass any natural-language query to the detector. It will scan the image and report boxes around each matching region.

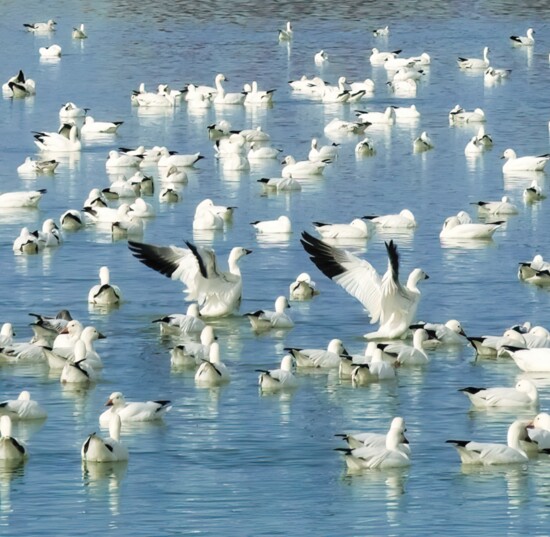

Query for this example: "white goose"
[128,241,251,317]
[12,227,41,254]
[459,379,539,408]
[0,189,46,208]
[24,19,56,32]
[0,416,28,462]
[527,413,550,450]
[312,218,374,239]
[301,233,428,340]
[285,338,349,369]
[257,176,302,192]
[278,21,293,41]
[365,209,416,229]
[257,355,298,391]
[170,325,216,367]
[82,116,123,135]
[59,102,86,119]
[439,215,503,240]
[81,414,128,463]
[501,148,550,172]
[355,137,376,156]
[308,138,339,162]
[60,340,97,384]
[282,155,327,178]
[214,74,245,105]
[245,296,294,331]
[34,124,81,152]
[369,48,402,65]
[457,46,490,69]
[504,346,550,372]
[106,150,142,169]
[324,118,369,135]
[157,147,204,168]
[449,106,486,123]
[251,215,292,234]
[472,196,518,215]
[510,28,535,46]
[72,24,87,39]
[0,391,47,420]
[17,157,58,174]
[523,180,545,202]
[39,44,62,58]
[410,320,466,348]
[289,273,319,300]
[413,131,434,152]
[336,417,409,452]
[2,70,36,98]
[152,303,206,337]
[194,342,231,385]
[356,107,396,125]
[99,392,172,426]
[243,81,275,104]
[88,266,122,305]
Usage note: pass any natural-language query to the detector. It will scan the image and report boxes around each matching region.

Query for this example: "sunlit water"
[1,1,550,535]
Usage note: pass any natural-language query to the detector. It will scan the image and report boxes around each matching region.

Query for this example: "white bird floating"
[0,416,28,462]
[301,232,428,340]
[243,81,275,104]
[457,46,490,69]
[251,215,292,234]
[369,48,402,65]
[194,342,231,385]
[152,303,205,337]
[99,392,172,427]
[88,266,122,305]
[312,218,374,239]
[336,417,409,451]
[17,156,58,174]
[324,118,370,136]
[257,176,302,193]
[314,50,329,65]
[523,180,545,202]
[60,340,98,384]
[510,28,535,46]
[439,215,504,240]
[471,196,518,216]
[501,148,550,173]
[0,189,46,208]
[285,338,349,368]
[308,138,339,162]
[257,355,298,391]
[34,123,81,152]
[289,273,319,300]
[2,70,36,98]
[0,391,47,420]
[350,347,396,384]
[372,26,389,37]
[72,24,87,39]
[24,19,56,32]
[484,67,511,84]
[214,73,246,105]
[449,105,486,124]
[278,21,293,41]
[39,44,62,58]
[409,320,466,348]
[82,116,123,135]
[128,241,252,318]
[446,420,530,465]
[459,379,539,408]
[355,137,376,156]
[527,413,550,450]
[518,254,550,285]
[356,107,396,125]
[364,209,417,230]
[244,296,294,331]
[170,325,216,368]
[81,414,128,463]
[413,131,434,153]
[282,155,327,178]
[504,345,550,372]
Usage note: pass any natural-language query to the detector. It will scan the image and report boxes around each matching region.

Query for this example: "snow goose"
[369,48,402,65]
[413,131,433,152]
[439,215,503,240]
[82,414,128,463]
[36,218,62,247]
[527,413,550,450]
[355,137,376,156]
[392,329,429,366]
[518,254,550,281]
[46,326,105,370]
[0,391,47,421]
[464,136,485,156]
[373,26,389,37]
[289,273,319,300]
[336,417,408,452]
[247,143,281,160]
[128,197,155,219]
[103,178,140,200]
[365,209,416,229]
[111,212,144,239]
[301,232,428,340]
[157,147,204,168]
[99,392,171,426]
[0,416,28,462]
[29,310,72,343]
[354,347,396,381]
[193,200,224,231]
[213,74,245,105]
[60,340,97,384]
[472,196,518,215]
[72,23,87,39]
[39,44,62,58]
[449,106,486,123]
[392,64,424,82]
[106,150,142,169]
[59,102,86,120]
[391,105,421,120]
[409,319,466,348]
[2,70,36,98]
[83,188,108,209]
[457,46,490,69]
[238,126,271,144]
[278,21,293,41]
[195,198,235,223]
[459,379,539,408]
[194,342,230,385]
[504,346,550,372]
[484,67,512,84]
[0,189,46,208]
[257,355,298,391]
[324,118,370,135]
[34,124,81,152]
[510,28,535,46]
[13,227,41,254]
[523,180,545,202]
[288,75,325,96]
[475,125,493,147]
[243,81,275,104]
[285,338,349,368]
[336,418,410,470]
[152,303,205,337]
[52,319,83,351]
[446,420,530,465]
[251,215,292,234]
[17,157,58,174]
[257,176,302,192]
[88,266,122,305]
[221,153,250,172]
[82,116,123,135]
[501,148,550,172]
[308,138,339,162]
[84,203,132,225]
[159,184,181,203]
[348,78,375,95]
[170,325,216,367]
[24,19,56,32]
[314,50,329,65]
[320,77,350,103]
[161,165,188,184]
[245,296,294,331]
[282,155,327,178]
[312,218,374,239]
[356,107,396,125]
[128,241,251,317]
[0,324,14,347]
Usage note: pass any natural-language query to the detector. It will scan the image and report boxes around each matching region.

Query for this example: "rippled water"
[1,1,550,535]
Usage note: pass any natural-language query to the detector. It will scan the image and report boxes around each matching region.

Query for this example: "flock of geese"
[2,16,550,481]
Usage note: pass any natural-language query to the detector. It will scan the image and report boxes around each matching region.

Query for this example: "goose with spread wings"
[300,231,428,339]
[128,240,251,317]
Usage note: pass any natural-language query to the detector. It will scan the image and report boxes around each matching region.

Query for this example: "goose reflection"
[82,460,128,515]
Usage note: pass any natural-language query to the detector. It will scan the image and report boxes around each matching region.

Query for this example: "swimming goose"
[159,184,181,203]
[213,74,246,105]
[314,50,329,65]
[308,138,339,162]
[59,102,87,119]
[282,155,327,178]
[106,150,142,169]
[2,70,36,98]
[409,319,466,348]
[336,418,410,470]
[501,148,550,172]
[83,188,108,209]
[459,379,539,408]
[83,203,132,225]
[247,143,281,160]
[152,303,205,337]
[324,118,370,135]
[170,325,216,367]
[52,319,83,351]
[0,416,28,462]
[523,180,545,202]
[24,19,56,32]
[157,147,204,168]
[364,209,416,229]
[457,46,490,69]
[12,227,41,254]
[285,338,349,368]
[88,266,122,305]
[39,44,62,58]
[518,254,550,282]
[413,131,434,152]
[352,347,396,382]
[257,355,298,391]
[446,420,530,465]
[128,241,252,317]
[194,342,230,385]
[475,125,493,147]
[392,64,424,82]
[355,137,376,156]
[336,417,408,452]
[72,23,87,39]
[128,197,155,219]
[193,200,225,231]
[82,414,128,463]
[504,346,550,372]
[369,48,402,65]
[36,218,62,247]
[439,215,503,240]
[449,106,486,123]
[47,326,105,370]
[34,123,81,152]
[60,340,98,384]
[472,196,518,215]
[82,116,123,135]
[161,165,188,184]
[0,391,47,421]
[245,296,294,331]
[320,77,350,103]
[484,67,512,84]
[29,310,72,343]
[313,218,374,239]
[257,176,302,192]
[372,26,389,37]
[301,232,428,340]
[251,215,292,234]
[289,273,319,300]
[356,107,396,125]
[278,21,293,41]
[243,81,275,104]
[392,329,430,366]
[103,178,140,200]
[464,136,485,156]
[527,413,550,450]
[510,28,535,46]
[348,78,375,95]
[99,392,171,426]
[0,189,46,208]
[17,157,58,174]
[134,85,180,107]
[288,75,326,96]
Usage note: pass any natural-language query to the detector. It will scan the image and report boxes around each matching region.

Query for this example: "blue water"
[1,1,550,535]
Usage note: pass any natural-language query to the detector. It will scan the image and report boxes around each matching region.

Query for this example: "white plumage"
[99,392,171,427]
[459,379,539,408]
[81,414,128,463]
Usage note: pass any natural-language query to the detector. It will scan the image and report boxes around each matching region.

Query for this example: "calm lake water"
[2,1,550,535]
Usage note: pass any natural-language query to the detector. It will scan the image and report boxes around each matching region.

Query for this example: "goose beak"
[105,398,113,407]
